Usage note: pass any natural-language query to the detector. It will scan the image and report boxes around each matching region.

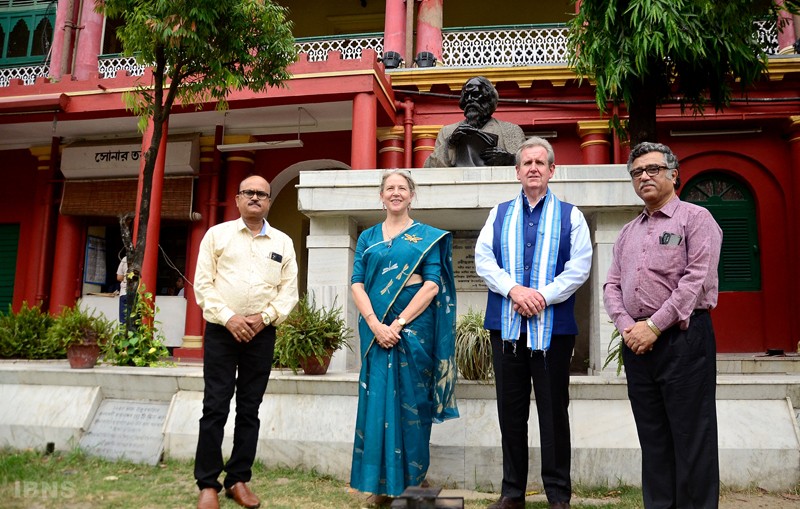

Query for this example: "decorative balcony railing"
[0,22,784,87]
[295,33,384,62]
[442,24,569,66]
[97,55,147,79]
[0,63,48,87]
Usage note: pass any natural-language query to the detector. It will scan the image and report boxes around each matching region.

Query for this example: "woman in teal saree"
[350,170,459,502]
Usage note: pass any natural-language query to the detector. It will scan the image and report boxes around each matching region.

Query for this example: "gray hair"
[516,136,555,166]
[380,169,417,195]
[627,142,681,189]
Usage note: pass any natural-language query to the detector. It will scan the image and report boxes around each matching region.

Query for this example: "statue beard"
[463,103,492,128]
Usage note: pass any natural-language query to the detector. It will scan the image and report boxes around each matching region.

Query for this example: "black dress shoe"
[487,495,525,509]
[549,502,570,509]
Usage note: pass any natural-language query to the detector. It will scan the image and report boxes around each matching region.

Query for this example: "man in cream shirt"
[193,175,298,509]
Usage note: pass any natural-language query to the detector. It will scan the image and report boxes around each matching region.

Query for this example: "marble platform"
[0,360,798,491]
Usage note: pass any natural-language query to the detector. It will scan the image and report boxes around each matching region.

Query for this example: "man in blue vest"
[475,137,592,509]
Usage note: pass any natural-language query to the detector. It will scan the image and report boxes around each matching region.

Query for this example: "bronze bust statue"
[423,76,525,168]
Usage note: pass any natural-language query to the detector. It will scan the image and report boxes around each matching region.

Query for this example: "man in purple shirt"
[603,142,722,509]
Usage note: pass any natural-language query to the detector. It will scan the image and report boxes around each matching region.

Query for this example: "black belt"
[634,308,708,322]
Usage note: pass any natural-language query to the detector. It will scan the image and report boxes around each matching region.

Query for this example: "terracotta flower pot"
[299,350,333,375]
[66,343,101,369]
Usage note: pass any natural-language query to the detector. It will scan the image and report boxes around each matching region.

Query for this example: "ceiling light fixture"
[217,107,313,151]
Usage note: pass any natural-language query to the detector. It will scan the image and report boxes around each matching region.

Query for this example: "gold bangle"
[646,318,661,337]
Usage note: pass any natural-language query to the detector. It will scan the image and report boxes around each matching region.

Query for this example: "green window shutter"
[0,224,20,311]
[681,173,760,292]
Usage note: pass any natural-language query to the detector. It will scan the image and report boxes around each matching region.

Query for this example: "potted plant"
[455,309,494,382]
[47,304,113,369]
[274,293,351,375]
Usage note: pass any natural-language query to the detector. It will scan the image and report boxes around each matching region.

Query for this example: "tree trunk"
[627,75,659,147]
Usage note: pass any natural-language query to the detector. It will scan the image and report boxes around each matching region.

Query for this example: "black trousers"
[490,331,574,504]
[194,322,275,491]
[623,312,719,509]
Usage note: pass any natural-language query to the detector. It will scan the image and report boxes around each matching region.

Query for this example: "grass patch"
[5,448,795,508]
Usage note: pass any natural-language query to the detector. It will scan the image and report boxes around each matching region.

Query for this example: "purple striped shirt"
[603,196,722,333]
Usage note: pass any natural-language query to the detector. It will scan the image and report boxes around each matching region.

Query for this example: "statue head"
[459,76,499,128]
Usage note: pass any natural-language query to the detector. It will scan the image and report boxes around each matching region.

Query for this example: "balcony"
[0,21,782,87]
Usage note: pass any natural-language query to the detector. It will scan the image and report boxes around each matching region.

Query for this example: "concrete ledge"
[0,384,101,451]
[1,361,799,491]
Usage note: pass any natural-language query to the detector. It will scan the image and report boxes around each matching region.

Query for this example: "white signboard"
[61,136,199,179]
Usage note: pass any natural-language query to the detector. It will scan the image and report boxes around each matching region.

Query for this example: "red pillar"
[72,0,104,80]
[351,93,378,169]
[776,0,796,54]
[415,0,443,65]
[378,127,405,169]
[786,116,800,344]
[222,148,255,222]
[383,0,407,64]
[49,214,84,313]
[413,127,439,168]
[134,120,168,298]
[174,137,216,360]
[49,0,79,79]
[577,120,611,165]
[25,144,58,309]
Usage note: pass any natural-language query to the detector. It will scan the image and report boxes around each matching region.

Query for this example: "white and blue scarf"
[499,189,562,351]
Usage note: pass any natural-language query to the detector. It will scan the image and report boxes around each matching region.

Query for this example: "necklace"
[382,218,412,247]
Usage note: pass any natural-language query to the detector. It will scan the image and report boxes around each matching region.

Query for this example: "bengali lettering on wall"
[452,236,486,292]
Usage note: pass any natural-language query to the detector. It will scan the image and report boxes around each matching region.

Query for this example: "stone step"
[0,361,798,492]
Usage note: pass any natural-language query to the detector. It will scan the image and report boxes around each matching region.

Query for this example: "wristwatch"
[397,316,407,326]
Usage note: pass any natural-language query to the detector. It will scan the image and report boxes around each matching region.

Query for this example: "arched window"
[7,18,29,58]
[681,172,760,291]
[0,2,56,65]
[31,16,51,56]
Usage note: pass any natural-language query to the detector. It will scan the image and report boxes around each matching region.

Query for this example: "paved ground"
[439,489,800,508]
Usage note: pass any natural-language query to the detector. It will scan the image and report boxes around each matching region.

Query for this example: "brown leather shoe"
[197,488,219,509]
[224,482,261,509]
[487,495,525,509]
[549,502,570,509]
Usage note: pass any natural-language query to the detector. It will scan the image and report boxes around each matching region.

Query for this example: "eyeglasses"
[629,164,669,179]
[238,189,270,200]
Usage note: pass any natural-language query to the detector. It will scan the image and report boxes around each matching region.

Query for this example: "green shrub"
[0,302,59,359]
[274,293,351,374]
[103,285,170,367]
[455,309,493,382]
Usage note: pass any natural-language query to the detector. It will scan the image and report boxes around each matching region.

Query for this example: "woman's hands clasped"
[368,316,402,349]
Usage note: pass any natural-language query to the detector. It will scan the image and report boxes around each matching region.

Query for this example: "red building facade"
[0,0,798,356]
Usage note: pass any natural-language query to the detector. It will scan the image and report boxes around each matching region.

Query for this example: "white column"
[590,210,638,375]
[305,216,359,373]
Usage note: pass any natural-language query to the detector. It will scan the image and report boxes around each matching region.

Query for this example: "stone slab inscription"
[452,236,486,292]
[79,399,169,465]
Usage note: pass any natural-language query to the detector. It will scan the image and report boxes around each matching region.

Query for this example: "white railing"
[0,63,48,87]
[97,55,146,79]
[0,22,785,87]
[442,25,570,67]
[295,34,383,62]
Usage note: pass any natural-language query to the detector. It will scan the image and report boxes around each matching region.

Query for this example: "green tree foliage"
[95,0,297,331]
[568,0,800,145]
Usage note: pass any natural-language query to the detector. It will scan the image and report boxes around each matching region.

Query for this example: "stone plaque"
[79,399,169,465]
[452,237,486,292]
